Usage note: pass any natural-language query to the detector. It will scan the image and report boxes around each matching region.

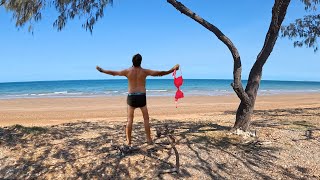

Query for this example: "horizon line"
[1,78,320,84]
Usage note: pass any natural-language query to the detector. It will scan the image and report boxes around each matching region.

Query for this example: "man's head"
[132,53,142,67]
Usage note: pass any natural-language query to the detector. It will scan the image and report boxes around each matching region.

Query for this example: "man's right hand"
[96,66,103,72]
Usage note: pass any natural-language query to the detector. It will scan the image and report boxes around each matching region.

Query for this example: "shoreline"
[1,93,320,127]
[1,90,320,100]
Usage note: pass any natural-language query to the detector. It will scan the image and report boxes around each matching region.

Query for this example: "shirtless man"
[96,53,179,145]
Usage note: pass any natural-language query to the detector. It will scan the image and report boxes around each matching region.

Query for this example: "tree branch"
[167,0,250,104]
[255,0,291,67]
[246,0,291,97]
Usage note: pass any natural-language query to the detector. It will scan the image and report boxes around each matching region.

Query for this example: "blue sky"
[0,0,319,83]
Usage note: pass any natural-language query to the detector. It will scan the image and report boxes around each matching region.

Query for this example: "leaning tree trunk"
[233,0,291,130]
[168,0,291,131]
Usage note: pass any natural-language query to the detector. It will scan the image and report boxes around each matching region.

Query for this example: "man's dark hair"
[132,53,142,67]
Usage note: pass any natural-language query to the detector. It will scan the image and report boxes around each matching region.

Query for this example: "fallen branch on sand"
[155,125,180,175]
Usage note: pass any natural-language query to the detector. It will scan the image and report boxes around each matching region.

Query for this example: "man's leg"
[140,106,152,144]
[126,105,135,145]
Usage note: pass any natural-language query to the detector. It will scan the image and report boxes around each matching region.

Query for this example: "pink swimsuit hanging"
[173,69,184,108]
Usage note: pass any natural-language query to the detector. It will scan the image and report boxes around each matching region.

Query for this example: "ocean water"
[0,79,320,99]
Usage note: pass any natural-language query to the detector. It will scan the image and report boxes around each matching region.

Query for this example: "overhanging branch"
[167,0,250,104]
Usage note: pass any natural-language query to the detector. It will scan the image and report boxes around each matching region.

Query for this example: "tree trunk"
[234,102,254,130]
[167,0,291,131]
[233,0,291,131]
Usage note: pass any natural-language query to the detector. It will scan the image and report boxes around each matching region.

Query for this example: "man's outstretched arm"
[146,64,180,77]
[96,66,128,76]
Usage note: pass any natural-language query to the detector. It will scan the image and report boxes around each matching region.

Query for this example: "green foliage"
[281,0,320,52]
[281,14,319,52]
[1,0,319,52]
[300,0,319,10]
[1,0,113,33]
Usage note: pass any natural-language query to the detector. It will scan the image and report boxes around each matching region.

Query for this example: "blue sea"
[0,79,320,99]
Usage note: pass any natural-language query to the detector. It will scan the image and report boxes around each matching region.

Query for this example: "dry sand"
[1,94,320,179]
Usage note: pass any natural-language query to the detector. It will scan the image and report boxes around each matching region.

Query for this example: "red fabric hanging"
[173,69,184,107]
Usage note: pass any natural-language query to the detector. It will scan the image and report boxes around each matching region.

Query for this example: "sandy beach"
[1,93,320,179]
[1,93,320,126]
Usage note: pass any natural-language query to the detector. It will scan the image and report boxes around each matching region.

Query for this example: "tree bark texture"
[167,0,291,131]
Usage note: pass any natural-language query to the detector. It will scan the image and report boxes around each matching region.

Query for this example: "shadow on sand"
[1,107,319,179]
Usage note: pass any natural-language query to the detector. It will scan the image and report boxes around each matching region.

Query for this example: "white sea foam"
[146,89,168,92]
[28,91,85,97]
[53,91,68,94]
